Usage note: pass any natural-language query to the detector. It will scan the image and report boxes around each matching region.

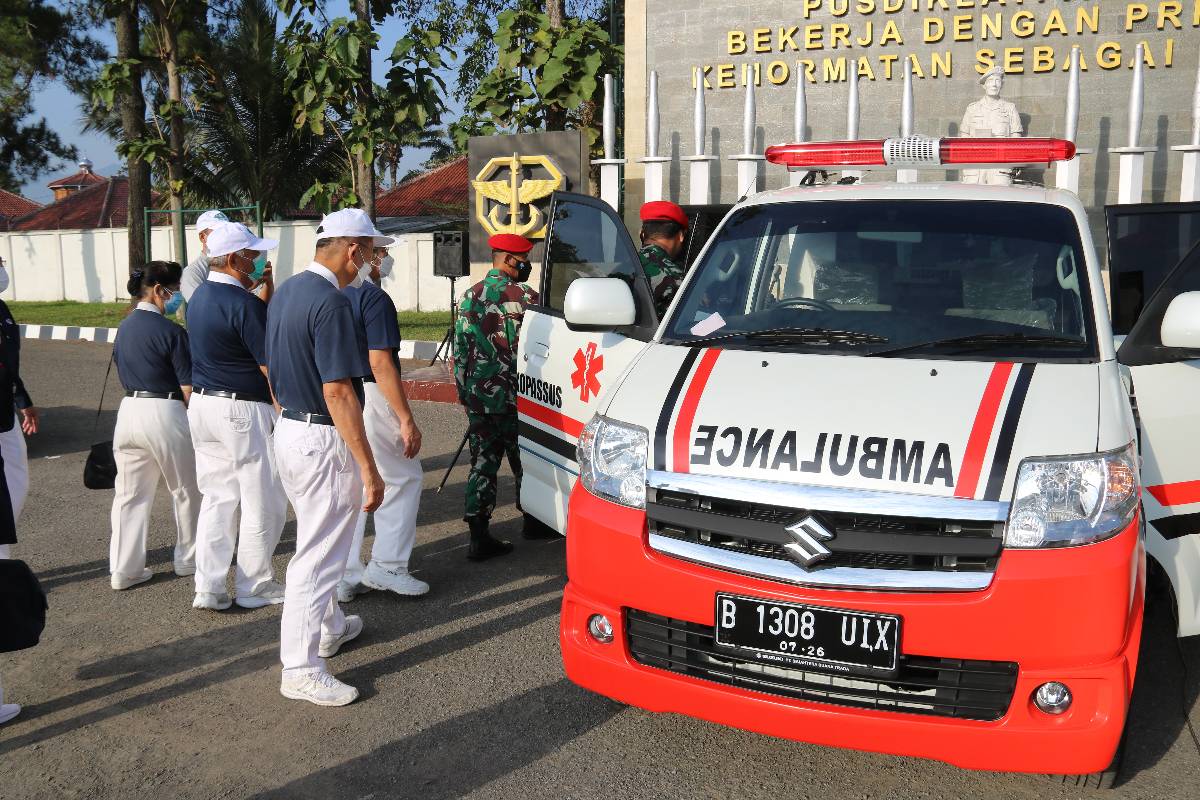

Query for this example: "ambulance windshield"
[665,200,1096,360]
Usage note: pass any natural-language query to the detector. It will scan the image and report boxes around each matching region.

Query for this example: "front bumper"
[560,484,1145,774]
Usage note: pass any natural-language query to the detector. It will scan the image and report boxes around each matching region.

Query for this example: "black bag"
[83,353,117,490]
[0,559,48,653]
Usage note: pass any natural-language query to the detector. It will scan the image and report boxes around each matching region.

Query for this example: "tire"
[1049,718,1126,790]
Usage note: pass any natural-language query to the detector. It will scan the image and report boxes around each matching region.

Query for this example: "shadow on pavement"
[251,679,621,800]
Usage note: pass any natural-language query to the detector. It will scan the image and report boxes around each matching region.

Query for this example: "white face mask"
[348,253,370,289]
[378,255,394,280]
[0,265,9,294]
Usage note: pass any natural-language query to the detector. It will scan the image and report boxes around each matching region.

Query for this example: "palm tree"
[184,0,345,220]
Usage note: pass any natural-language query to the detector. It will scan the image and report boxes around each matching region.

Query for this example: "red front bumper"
[560,484,1145,775]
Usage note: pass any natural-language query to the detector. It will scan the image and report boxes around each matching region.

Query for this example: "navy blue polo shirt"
[345,279,402,376]
[114,304,192,394]
[266,265,363,416]
[185,275,270,398]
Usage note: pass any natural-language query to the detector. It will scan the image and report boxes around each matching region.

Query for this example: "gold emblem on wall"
[472,153,564,239]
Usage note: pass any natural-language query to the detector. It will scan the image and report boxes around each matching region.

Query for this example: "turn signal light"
[764,136,1076,170]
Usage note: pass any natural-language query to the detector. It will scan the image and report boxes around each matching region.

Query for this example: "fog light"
[1033,681,1072,715]
[587,614,614,644]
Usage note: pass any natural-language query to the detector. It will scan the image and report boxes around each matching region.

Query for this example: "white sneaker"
[111,569,153,591]
[336,579,369,603]
[279,670,358,707]
[174,562,196,577]
[0,703,20,725]
[362,562,430,597]
[193,592,233,611]
[235,580,286,609]
[318,615,363,658]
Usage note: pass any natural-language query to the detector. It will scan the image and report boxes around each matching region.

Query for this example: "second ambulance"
[513,137,1200,784]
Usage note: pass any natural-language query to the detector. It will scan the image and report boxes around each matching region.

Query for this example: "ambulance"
[513,136,1200,786]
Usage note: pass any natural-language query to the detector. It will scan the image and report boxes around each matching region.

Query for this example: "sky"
[21,13,455,205]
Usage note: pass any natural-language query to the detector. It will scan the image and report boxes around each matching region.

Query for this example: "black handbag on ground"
[83,353,118,490]
[0,559,48,653]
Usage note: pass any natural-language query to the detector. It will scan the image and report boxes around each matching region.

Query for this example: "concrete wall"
[629,1,1200,248]
[0,222,455,312]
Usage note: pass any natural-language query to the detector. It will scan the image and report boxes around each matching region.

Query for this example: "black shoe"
[522,513,560,540]
[467,516,513,561]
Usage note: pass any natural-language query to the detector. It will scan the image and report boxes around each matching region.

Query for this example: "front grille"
[626,609,1018,722]
[649,489,1002,573]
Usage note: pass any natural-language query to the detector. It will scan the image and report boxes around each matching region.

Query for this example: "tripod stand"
[430,276,458,366]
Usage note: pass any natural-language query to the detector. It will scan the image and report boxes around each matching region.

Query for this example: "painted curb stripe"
[516,396,585,439]
[983,363,1036,502]
[672,349,722,474]
[954,362,1015,500]
[1146,480,1200,507]
[654,348,701,471]
[518,420,578,463]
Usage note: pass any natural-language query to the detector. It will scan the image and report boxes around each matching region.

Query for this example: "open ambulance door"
[516,192,661,534]
[1118,243,1200,637]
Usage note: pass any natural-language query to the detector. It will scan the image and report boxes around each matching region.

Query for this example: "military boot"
[467,516,513,561]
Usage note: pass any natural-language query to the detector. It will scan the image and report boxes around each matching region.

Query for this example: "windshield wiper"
[867,332,1086,357]
[681,326,888,348]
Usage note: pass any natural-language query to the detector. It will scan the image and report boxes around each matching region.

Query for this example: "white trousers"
[274,417,362,675]
[343,382,423,583]
[188,393,287,596]
[0,415,28,523]
[109,397,201,578]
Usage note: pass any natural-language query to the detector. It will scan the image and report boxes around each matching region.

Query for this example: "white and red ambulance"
[514,137,1200,786]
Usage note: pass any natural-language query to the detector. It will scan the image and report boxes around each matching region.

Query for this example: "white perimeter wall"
[0,221,455,312]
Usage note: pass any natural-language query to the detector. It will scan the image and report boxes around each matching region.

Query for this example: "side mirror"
[564,277,636,330]
[1160,291,1200,349]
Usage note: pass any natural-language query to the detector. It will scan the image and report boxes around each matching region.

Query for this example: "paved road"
[2,339,1199,799]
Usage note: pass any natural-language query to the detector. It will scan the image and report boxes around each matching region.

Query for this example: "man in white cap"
[267,207,387,706]
[337,244,427,602]
[180,210,229,302]
[187,221,288,611]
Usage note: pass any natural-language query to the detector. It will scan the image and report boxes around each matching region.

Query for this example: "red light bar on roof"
[764,136,1076,171]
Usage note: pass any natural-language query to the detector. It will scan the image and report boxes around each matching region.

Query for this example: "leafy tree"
[185,0,346,219]
[463,0,620,152]
[277,0,449,217]
[0,0,105,191]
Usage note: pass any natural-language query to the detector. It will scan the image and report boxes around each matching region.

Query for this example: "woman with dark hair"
[109,261,202,591]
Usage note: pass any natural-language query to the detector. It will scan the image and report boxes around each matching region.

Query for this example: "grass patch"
[8,301,131,329]
[8,301,452,342]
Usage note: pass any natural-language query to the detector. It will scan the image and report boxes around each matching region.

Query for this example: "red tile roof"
[12,177,133,231]
[46,169,107,189]
[376,157,468,218]
[0,189,41,224]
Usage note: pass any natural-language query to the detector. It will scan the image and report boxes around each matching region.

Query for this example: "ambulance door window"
[1117,243,1200,635]
[516,192,654,534]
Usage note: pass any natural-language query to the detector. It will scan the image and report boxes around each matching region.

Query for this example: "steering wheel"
[772,297,837,312]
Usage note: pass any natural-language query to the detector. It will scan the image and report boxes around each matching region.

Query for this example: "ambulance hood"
[603,343,1102,503]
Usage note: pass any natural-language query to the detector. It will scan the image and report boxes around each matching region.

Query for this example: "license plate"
[714,594,901,674]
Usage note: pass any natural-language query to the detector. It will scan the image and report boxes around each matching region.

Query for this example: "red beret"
[640,200,688,228]
[489,233,534,255]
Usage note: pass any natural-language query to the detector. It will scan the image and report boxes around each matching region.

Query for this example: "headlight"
[578,415,649,509]
[1004,443,1139,548]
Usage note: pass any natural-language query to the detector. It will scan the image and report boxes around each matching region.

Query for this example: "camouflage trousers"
[464,411,522,520]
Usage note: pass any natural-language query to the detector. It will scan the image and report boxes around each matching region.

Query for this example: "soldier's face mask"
[516,259,533,282]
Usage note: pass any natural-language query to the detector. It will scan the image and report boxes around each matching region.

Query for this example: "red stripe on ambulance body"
[672,349,722,473]
[954,362,1015,499]
[517,396,585,439]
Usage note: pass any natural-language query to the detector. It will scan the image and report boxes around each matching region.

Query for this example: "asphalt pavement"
[1,339,1198,799]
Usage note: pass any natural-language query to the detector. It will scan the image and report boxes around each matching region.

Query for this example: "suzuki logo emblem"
[783,516,835,568]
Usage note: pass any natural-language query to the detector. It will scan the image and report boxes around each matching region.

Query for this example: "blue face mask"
[163,288,183,315]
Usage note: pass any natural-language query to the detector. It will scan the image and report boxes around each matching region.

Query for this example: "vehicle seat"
[813,259,893,312]
[944,253,1055,330]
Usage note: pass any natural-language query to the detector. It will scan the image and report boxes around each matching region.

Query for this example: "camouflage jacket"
[454,269,539,414]
[639,244,685,318]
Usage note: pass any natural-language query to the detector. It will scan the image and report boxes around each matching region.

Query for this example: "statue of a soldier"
[960,66,1023,185]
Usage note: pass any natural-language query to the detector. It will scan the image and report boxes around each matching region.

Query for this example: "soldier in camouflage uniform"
[638,200,689,317]
[454,233,539,560]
